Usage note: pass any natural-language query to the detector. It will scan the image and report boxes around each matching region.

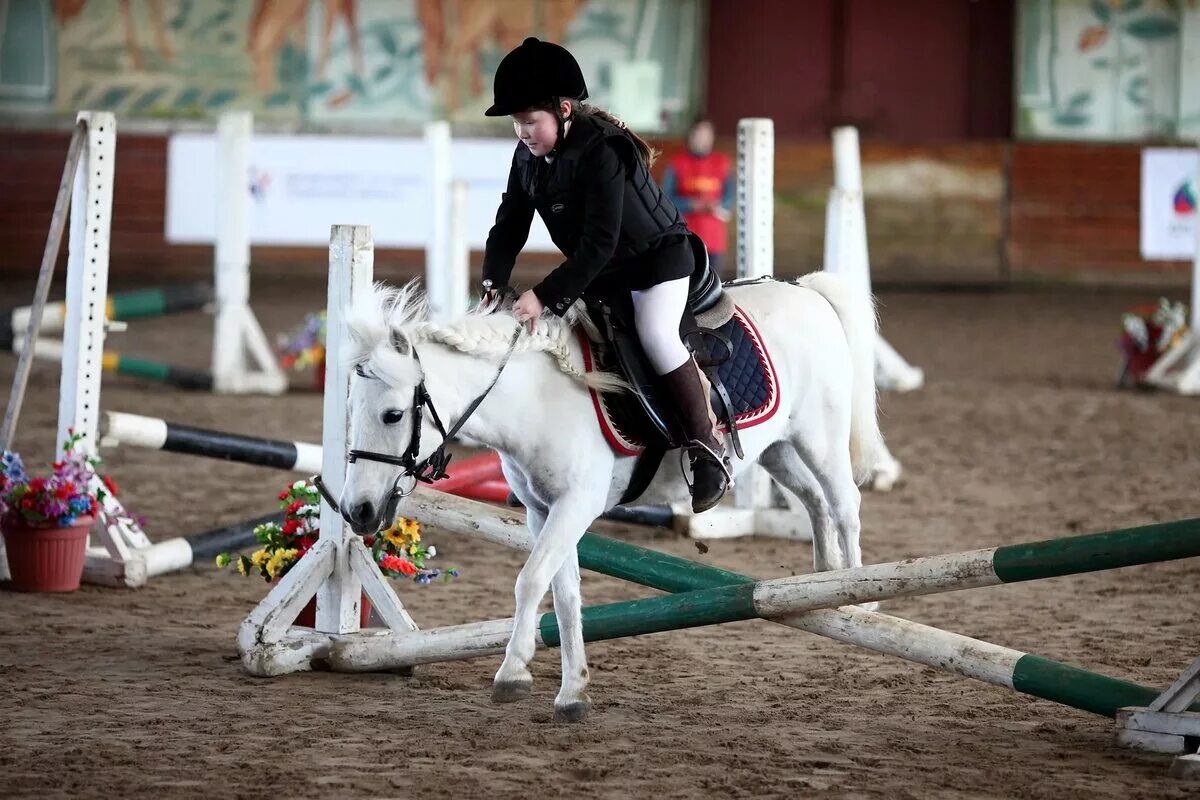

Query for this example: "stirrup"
[679,439,733,487]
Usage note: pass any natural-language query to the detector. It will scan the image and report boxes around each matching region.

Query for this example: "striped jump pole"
[6,337,213,391]
[134,512,283,576]
[102,411,322,473]
[1,283,213,344]
[328,492,1199,718]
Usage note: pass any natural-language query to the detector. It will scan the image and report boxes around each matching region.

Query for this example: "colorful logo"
[1174,180,1196,215]
[249,168,271,202]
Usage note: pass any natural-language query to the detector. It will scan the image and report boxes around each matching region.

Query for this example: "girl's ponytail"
[571,100,659,168]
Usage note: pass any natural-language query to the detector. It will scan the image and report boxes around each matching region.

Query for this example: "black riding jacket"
[481,114,690,315]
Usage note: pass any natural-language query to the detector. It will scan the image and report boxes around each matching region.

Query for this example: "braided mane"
[343,282,626,392]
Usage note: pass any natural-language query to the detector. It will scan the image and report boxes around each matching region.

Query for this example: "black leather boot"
[660,358,730,513]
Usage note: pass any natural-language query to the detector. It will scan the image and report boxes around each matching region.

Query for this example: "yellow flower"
[236,558,248,576]
[383,525,405,548]
[265,548,299,579]
[251,549,270,567]
[401,518,420,543]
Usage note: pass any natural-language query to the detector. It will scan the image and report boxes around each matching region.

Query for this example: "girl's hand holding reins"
[512,289,545,332]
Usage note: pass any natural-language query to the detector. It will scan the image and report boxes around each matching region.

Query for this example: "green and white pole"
[329,498,1199,717]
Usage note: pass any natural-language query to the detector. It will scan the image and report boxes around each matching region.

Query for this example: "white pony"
[339,274,886,722]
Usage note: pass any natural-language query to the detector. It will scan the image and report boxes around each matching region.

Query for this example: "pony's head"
[338,283,431,534]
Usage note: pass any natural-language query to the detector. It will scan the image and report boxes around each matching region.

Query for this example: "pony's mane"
[343,281,624,392]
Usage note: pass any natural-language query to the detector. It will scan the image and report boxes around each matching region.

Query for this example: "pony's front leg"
[492,497,596,706]
[549,548,591,722]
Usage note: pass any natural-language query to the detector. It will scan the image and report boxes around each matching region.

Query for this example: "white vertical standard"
[1116,654,1200,779]
[1144,139,1200,395]
[238,224,418,677]
[677,118,811,541]
[824,126,924,394]
[425,121,456,323]
[315,225,371,634]
[55,112,151,588]
[448,179,471,319]
[211,111,287,395]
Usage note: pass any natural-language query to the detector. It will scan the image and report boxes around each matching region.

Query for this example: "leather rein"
[314,325,522,518]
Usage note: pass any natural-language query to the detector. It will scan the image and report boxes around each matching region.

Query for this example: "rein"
[315,325,522,518]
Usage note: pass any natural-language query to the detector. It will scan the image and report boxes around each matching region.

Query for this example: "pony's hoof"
[491,679,532,704]
[553,697,592,723]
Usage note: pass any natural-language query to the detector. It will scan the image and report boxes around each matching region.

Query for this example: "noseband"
[315,325,522,520]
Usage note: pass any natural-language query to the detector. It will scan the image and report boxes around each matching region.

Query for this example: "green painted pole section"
[993,518,1200,583]
[576,533,747,594]
[565,525,1197,718]
[110,356,214,391]
[1011,655,1199,717]
[108,284,212,320]
[539,583,758,647]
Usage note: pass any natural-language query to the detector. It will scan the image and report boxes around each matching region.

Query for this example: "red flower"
[363,535,375,547]
[20,496,36,509]
[28,478,47,494]
[285,500,306,516]
[278,489,290,501]
[381,554,417,576]
[281,518,301,536]
[102,475,119,496]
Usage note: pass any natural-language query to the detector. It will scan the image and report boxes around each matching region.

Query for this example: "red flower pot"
[295,592,372,628]
[2,515,93,592]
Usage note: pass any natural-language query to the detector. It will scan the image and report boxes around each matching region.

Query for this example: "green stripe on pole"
[108,284,211,320]
[1012,655,1200,717]
[992,518,1200,584]
[539,582,758,647]
[576,533,747,594]
[113,355,172,381]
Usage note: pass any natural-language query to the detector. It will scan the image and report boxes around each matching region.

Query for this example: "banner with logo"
[165,133,556,251]
[1141,148,1198,261]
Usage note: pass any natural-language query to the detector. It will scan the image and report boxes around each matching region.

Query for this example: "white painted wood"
[81,547,147,588]
[1170,751,1200,780]
[1149,655,1200,713]
[788,606,1021,688]
[823,126,923,395]
[735,118,773,280]
[425,122,454,322]
[212,111,286,396]
[448,179,470,320]
[1115,728,1191,754]
[293,442,323,473]
[140,538,197,577]
[752,549,1000,615]
[316,225,373,634]
[348,536,419,633]
[237,539,336,661]
[57,111,115,462]
[101,411,169,449]
[329,616,537,672]
[241,628,336,677]
[1117,709,1200,739]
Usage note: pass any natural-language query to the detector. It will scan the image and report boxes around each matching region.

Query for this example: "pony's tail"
[794,273,887,485]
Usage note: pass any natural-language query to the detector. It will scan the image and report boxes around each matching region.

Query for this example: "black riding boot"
[660,358,730,513]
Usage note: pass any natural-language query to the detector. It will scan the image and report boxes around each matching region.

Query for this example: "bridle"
[314,325,522,525]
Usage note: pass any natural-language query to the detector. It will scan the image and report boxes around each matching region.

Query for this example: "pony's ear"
[390,329,411,355]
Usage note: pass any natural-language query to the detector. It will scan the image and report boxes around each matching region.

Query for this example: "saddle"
[579,234,781,505]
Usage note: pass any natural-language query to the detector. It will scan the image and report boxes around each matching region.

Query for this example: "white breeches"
[631,276,691,375]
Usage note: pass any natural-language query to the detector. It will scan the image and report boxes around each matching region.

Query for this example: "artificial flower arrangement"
[276,310,327,388]
[217,479,458,585]
[1117,298,1189,387]
[0,430,113,529]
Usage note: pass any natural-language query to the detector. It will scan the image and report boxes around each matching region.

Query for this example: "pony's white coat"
[340,274,885,720]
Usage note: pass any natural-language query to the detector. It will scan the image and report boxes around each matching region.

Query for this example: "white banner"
[165,133,555,251]
[1141,148,1198,261]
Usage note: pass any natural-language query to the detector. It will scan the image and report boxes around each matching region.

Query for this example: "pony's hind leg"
[757,441,844,572]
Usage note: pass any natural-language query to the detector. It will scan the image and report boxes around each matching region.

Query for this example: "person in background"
[663,118,733,279]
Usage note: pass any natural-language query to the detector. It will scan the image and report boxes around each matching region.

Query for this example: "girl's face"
[512,105,567,157]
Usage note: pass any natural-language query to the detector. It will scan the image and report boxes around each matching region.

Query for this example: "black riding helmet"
[485,37,588,118]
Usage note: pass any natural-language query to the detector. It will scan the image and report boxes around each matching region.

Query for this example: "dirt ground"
[1,280,1197,800]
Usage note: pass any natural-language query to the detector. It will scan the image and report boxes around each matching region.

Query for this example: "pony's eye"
[381,410,405,425]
